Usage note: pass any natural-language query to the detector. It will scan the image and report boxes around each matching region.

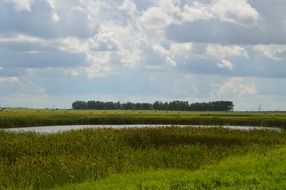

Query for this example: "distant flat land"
[0,108,286,128]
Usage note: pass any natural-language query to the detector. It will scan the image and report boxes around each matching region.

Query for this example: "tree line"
[72,100,234,111]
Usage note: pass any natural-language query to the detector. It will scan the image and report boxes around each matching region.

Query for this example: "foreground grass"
[1,127,286,189]
[54,145,286,190]
[1,108,286,128]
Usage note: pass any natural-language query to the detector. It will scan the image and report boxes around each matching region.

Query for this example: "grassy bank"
[1,108,286,128]
[1,127,286,189]
[54,145,286,190]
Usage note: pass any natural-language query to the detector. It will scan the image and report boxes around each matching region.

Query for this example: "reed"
[0,126,285,189]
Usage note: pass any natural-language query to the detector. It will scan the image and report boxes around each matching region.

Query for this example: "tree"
[72,100,234,111]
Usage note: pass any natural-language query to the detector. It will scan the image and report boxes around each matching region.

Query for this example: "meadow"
[1,108,286,128]
[1,126,286,189]
[54,144,286,190]
[1,109,286,189]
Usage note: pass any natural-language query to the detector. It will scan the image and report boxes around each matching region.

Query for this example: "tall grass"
[0,127,286,189]
[54,145,286,190]
[1,108,286,128]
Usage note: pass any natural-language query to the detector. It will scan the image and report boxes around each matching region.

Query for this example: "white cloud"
[0,34,43,43]
[182,0,259,25]
[170,43,248,60]
[46,0,60,23]
[206,44,248,59]
[211,0,259,25]
[64,68,81,77]
[9,0,33,11]
[46,0,56,9]
[182,2,215,22]
[153,44,176,67]
[51,23,145,77]
[170,43,194,56]
[218,59,234,70]
[52,12,60,23]
[254,45,286,60]
[85,51,114,78]
[118,0,137,16]
[217,77,257,96]
[59,37,89,53]
[139,0,181,41]
[153,44,169,57]
[166,56,176,67]
[84,21,144,75]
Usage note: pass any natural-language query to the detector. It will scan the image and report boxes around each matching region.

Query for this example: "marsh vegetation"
[1,109,286,189]
[1,108,286,128]
[1,126,286,189]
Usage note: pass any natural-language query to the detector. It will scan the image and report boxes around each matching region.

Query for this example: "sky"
[0,0,286,110]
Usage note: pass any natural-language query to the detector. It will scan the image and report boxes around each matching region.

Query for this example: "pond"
[2,125,283,133]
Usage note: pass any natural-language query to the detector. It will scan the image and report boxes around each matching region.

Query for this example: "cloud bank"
[0,0,286,110]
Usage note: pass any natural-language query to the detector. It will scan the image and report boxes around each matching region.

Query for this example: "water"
[2,125,282,133]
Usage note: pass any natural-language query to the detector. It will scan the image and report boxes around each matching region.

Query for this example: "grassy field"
[53,145,286,190]
[1,126,286,189]
[1,108,286,128]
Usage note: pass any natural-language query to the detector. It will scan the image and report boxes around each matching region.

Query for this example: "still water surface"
[3,125,282,133]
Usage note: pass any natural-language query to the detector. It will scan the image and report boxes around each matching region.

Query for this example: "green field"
[1,109,286,189]
[1,108,286,128]
[1,126,286,189]
[53,145,286,190]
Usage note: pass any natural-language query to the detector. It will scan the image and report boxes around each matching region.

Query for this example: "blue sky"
[0,0,286,110]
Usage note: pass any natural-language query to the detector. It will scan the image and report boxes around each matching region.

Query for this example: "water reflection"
[2,125,282,133]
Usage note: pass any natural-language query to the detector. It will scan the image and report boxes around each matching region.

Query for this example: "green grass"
[1,108,286,128]
[53,145,286,190]
[1,127,286,189]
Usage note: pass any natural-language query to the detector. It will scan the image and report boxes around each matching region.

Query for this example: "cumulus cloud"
[170,43,194,56]
[168,0,286,45]
[138,0,181,41]
[0,0,97,38]
[0,0,286,110]
[253,45,286,60]
[170,43,248,60]
[211,0,259,25]
[118,0,137,16]
[182,0,259,25]
[217,77,257,96]
[218,59,234,70]
[9,0,33,12]
[206,44,249,59]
